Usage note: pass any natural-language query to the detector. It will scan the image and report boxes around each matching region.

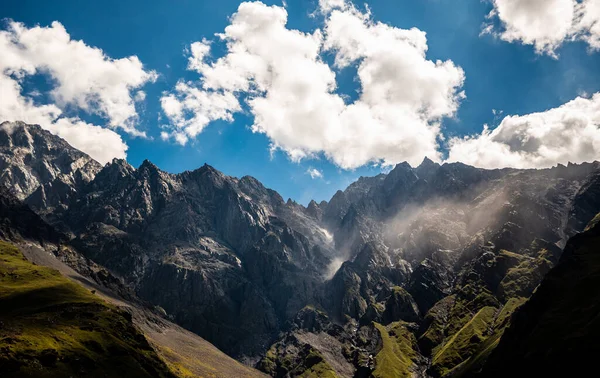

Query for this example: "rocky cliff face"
[318,158,600,322]
[0,186,64,245]
[2,122,600,375]
[0,121,101,217]
[52,157,335,359]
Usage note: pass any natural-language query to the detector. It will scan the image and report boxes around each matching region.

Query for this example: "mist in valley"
[323,179,514,280]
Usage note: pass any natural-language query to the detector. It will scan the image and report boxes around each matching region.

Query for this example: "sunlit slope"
[0,240,175,378]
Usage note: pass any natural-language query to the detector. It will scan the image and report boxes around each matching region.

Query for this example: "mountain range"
[1,120,600,377]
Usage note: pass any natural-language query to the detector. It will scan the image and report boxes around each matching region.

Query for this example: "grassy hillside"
[372,322,418,378]
[0,240,175,378]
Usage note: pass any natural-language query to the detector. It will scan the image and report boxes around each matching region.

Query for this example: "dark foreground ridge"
[479,215,600,377]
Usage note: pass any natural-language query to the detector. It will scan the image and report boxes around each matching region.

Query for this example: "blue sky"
[2,0,600,204]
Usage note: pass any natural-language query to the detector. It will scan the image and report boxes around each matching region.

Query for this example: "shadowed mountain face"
[2,121,600,375]
[60,158,336,358]
[478,214,600,378]
[0,186,63,245]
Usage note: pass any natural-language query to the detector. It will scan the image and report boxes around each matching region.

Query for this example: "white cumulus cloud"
[159,81,240,145]
[484,0,600,56]
[0,21,157,163]
[318,0,348,13]
[160,0,465,169]
[447,93,600,169]
[306,168,324,179]
[575,0,600,50]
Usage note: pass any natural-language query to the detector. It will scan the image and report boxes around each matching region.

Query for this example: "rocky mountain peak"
[323,189,349,224]
[0,121,102,210]
[0,120,32,147]
[419,156,435,167]
[139,158,159,171]
[137,159,172,185]
[306,200,323,220]
[184,162,229,189]
[106,158,135,175]
[382,162,418,194]
[197,162,220,174]
[415,156,441,181]
[239,175,269,197]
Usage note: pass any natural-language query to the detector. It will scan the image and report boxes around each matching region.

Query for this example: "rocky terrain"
[0,158,265,378]
[2,120,600,377]
[0,121,101,219]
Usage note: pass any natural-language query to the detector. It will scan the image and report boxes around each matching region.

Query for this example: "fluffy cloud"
[306,168,324,179]
[0,21,157,163]
[0,74,127,163]
[576,0,600,50]
[447,93,600,169]
[318,0,348,13]
[160,0,465,169]
[159,81,240,145]
[484,0,600,56]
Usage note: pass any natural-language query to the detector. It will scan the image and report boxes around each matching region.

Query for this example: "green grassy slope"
[428,297,526,378]
[419,240,559,377]
[372,322,418,378]
[0,240,175,378]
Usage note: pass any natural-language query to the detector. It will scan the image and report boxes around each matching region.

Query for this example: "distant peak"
[419,156,437,167]
[331,189,345,200]
[106,158,134,172]
[240,175,261,185]
[1,121,46,135]
[139,159,160,172]
[0,121,32,137]
[187,163,226,183]
[198,163,218,173]
[95,158,134,180]
[386,161,415,178]
[416,156,441,178]
[110,158,130,167]
[394,161,412,170]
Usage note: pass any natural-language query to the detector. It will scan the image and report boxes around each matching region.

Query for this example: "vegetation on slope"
[418,295,455,355]
[0,241,175,378]
[429,297,526,377]
[372,322,418,378]
[497,252,552,300]
[420,285,500,356]
[148,329,267,378]
[431,306,497,377]
[420,243,549,377]
[259,342,338,378]
[297,350,338,378]
[480,216,600,377]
